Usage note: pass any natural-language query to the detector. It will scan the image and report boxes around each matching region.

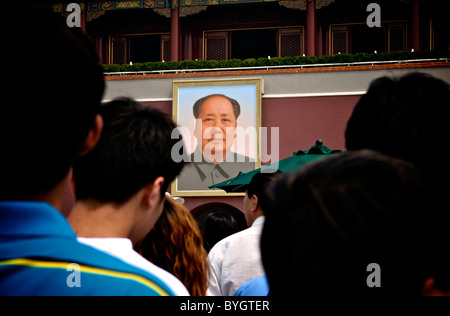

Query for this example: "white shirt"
[78,237,190,296]
[207,216,266,296]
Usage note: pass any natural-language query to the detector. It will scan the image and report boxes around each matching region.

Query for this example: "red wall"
[141,94,360,213]
[262,95,360,160]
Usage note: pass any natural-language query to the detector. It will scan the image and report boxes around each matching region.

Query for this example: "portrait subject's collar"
[190,147,232,180]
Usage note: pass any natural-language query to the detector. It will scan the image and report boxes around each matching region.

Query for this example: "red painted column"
[80,11,87,34]
[411,0,420,51]
[186,30,193,61]
[306,0,317,56]
[171,7,180,62]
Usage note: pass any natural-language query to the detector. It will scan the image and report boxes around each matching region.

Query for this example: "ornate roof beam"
[53,0,336,12]
[279,0,335,11]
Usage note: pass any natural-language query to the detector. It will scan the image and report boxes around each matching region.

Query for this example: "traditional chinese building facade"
[54,0,449,65]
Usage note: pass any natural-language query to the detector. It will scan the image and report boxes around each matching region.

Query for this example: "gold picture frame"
[171,78,263,197]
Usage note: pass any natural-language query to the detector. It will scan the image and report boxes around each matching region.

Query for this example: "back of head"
[261,150,450,296]
[345,72,450,189]
[1,5,104,199]
[247,171,284,212]
[204,210,243,252]
[73,98,185,205]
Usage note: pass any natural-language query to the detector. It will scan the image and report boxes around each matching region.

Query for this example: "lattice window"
[111,36,128,64]
[431,18,450,51]
[388,23,406,52]
[331,26,349,54]
[205,32,229,61]
[278,28,304,57]
[161,35,171,62]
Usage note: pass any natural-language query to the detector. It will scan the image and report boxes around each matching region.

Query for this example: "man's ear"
[144,176,165,210]
[250,194,259,212]
[78,114,103,156]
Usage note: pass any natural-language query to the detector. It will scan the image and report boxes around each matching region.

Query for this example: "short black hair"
[193,94,241,119]
[246,171,283,213]
[1,6,104,199]
[261,150,450,296]
[345,72,450,189]
[204,209,245,252]
[73,98,185,205]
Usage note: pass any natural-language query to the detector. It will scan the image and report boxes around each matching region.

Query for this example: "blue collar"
[0,201,76,239]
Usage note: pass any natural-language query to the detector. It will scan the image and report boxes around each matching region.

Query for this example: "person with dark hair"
[178,94,255,191]
[207,171,283,296]
[71,97,184,204]
[204,210,245,253]
[0,7,174,296]
[346,72,450,190]
[136,196,209,296]
[261,150,450,296]
[68,98,189,295]
[1,6,104,199]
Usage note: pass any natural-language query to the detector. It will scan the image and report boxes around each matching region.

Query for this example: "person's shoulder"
[74,241,181,296]
[77,237,189,296]
[69,240,182,296]
[1,237,177,296]
[234,275,269,296]
[208,226,252,255]
[208,231,236,257]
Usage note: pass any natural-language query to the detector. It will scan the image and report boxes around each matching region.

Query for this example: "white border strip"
[102,91,366,103]
[262,91,366,98]
[102,97,173,103]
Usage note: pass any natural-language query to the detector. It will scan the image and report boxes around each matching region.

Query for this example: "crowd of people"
[1,5,449,296]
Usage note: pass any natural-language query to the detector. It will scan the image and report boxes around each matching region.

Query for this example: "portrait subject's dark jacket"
[177,147,255,191]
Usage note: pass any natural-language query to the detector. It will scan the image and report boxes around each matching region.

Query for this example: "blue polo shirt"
[0,201,175,296]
